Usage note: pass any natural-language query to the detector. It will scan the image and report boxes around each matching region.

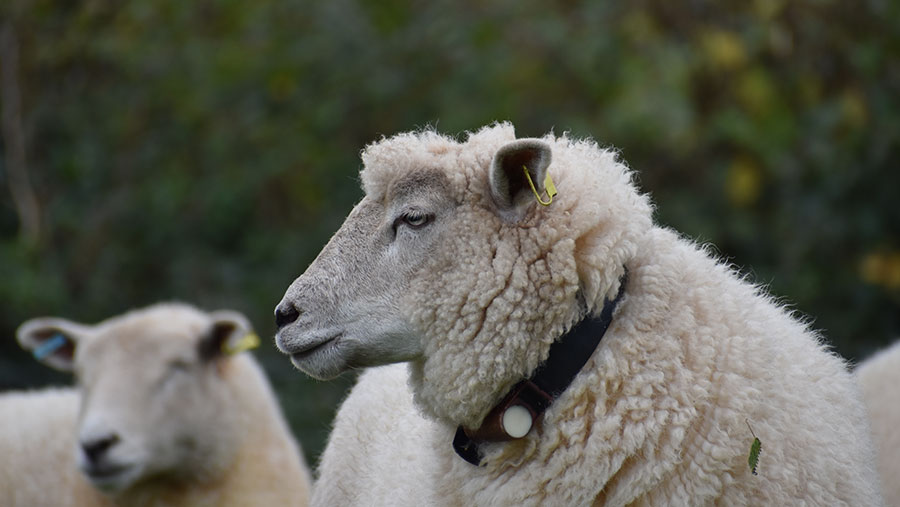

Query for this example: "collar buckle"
[462,380,553,442]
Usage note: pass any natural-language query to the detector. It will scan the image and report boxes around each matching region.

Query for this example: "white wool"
[0,389,110,506]
[289,123,883,505]
[365,124,648,429]
[0,303,311,507]
[856,341,900,507]
[311,365,442,507]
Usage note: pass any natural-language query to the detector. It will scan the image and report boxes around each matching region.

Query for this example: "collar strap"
[453,272,627,466]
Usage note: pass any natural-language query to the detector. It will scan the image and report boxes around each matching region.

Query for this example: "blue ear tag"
[33,334,68,360]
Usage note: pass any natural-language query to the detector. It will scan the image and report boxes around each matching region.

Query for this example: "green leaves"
[748,437,762,476]
[746,419,762,476]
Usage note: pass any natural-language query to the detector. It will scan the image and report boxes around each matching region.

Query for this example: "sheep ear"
[199,310,258,360]
[489,139,553,215]
[17,318,89,372]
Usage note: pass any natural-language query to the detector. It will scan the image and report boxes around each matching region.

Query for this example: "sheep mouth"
[82,462,139,492]
[85,463,130,479]
[289,334,342,366]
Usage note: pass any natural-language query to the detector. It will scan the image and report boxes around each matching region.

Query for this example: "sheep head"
[275,123,651,426]
[17,303,254,494]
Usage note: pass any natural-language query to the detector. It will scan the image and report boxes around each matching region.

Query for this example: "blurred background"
[1,0,897,466]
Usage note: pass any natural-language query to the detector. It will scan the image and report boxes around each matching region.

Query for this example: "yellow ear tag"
[523,165,558,206]
[222,332,260,355]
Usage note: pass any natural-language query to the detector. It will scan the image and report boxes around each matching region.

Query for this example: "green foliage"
[746,419,761,476]
[749,437,762,476]
[1,0,898,465]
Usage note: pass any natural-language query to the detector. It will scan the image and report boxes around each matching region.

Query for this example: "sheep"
[856,341,900,507]
[311,364,443,506]
[1,302,311,507]
[274,122,884,506]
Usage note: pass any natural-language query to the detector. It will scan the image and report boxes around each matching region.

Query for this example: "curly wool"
[314,123,883,505]
[362,123,648,429]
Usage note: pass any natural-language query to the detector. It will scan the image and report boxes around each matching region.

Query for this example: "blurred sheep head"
[17,303,254,494]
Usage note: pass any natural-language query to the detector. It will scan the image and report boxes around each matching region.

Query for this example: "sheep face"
[276,124,650,425]
[17,304,250,494]
[275,168,456,380]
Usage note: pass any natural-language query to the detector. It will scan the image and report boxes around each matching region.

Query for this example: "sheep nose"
[81,433,120,464]
[275,302,300,329]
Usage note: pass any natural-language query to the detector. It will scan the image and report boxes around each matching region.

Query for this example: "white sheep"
[1,302,311,507]
[274,122,884,506]
[856,341,900,507]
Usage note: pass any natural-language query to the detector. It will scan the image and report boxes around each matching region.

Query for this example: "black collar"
[452,272,627,466]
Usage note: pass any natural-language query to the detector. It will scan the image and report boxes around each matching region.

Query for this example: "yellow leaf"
[736,68,776,115]
[861,252,900,289]
[840,88,868,129]
[754,0,785,19]
[726,157,762,207]
[700,29,747,70]
[622,11,660,44]
[860,253,882,284]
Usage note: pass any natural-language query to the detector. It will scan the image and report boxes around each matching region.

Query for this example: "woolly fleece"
[301,123,883,505]
[856,341,900,507]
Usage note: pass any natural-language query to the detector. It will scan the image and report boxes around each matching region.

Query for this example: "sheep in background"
[275,123,883,505]
[856,341,900,507]
[1,302,311,507]
[311,364,442,506]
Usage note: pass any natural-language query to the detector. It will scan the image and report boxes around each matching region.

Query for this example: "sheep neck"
[453,271,628,466]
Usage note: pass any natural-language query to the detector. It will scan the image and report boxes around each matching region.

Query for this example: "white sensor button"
[502,405,533,438]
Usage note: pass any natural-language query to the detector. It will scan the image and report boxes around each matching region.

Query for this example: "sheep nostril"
[81,433,120,464]
[275,303,300,329]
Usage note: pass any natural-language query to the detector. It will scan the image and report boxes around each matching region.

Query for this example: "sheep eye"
[400,212,432,229]
[168,359,191,373]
